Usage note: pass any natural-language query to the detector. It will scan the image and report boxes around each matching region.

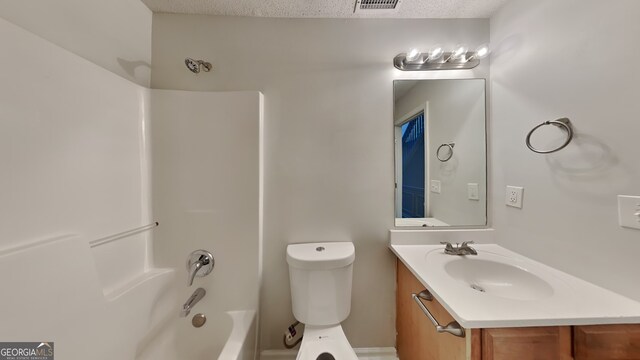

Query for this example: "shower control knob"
[186,250,214,286]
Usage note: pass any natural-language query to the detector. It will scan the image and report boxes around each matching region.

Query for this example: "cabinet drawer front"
[574,325,640,360]
[482,327,572,360]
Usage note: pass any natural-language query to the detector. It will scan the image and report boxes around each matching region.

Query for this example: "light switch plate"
[618,195,640,230]
[506,186,524,208]
[430,180,441,194]
[468,183,479,200]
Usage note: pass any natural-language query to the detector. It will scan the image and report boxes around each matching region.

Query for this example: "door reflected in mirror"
[394,79,487,227]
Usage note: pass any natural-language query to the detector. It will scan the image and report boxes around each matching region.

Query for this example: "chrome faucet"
[181,287,206,317]
[441,241,477,256]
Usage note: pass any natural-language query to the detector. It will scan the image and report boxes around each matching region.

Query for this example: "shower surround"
[0,15,262,360]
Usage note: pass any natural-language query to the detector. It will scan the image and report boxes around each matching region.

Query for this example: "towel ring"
[436,143,455,162]
[526,118,573,154]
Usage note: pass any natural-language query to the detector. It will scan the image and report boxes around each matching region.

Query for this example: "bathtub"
[218,310,257,360]
[136,309,257,360]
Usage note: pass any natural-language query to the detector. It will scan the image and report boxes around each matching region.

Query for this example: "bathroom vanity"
[391,242,640,360]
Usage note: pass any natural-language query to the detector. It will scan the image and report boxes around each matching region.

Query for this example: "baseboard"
[260,347,398,360]
[354,347,398,360]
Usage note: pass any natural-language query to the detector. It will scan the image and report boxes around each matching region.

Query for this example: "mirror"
[394,79,486,227]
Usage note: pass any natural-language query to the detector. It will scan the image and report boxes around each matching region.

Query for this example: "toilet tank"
[286,242,355,326]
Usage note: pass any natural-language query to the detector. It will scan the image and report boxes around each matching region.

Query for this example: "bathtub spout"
[181,288,206,317]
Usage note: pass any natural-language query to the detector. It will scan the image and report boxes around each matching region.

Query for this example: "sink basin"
[423,249,557,301]
[443,257,554,301]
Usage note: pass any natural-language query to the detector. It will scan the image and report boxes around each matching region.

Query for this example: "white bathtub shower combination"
[145,89,264,360]
[0,16,262,360]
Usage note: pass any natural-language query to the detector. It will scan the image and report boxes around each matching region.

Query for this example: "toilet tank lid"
[286,242,355,270]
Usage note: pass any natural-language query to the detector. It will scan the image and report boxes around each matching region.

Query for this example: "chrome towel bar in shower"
[436,143,455,162]
[526,117,573,154]
[89,221,159,248]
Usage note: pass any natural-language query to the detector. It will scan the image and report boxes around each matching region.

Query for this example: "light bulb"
[405,48,422,62]
[450,44,468,60]
[474,44,490,59]
[427,45,444,61]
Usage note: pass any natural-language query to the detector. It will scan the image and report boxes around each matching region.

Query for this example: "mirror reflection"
[394,79,487,227]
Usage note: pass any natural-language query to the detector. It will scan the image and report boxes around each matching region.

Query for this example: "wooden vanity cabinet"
[573,325,640,360]
[481,327,572,360]
[396,259,470,360]
[396,261,640,360]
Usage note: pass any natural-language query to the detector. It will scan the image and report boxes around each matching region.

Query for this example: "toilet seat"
[296,325,358,360]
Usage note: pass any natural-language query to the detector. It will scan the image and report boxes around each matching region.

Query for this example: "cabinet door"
[574,324,640,360]
[396,261,471,360]
[482,327,573,360]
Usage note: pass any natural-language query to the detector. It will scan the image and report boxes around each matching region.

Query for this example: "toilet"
[287,242,358,360]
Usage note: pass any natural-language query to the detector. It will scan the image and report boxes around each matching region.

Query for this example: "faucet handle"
[440,242,454,250]
[186,250,214,286]
[461,241,474,247]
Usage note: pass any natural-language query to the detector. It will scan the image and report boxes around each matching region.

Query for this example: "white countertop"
[394,217,449,227]
[391,243,640,328]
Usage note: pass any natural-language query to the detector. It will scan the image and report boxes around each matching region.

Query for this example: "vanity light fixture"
[405,48,422,62]
[475,44,490,58]
[467,43,490,61]
[426,45,444,62]
[394,43,490,71]
[447,44,469,61]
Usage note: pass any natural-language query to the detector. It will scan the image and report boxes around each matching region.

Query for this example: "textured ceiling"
[141,0,510,18]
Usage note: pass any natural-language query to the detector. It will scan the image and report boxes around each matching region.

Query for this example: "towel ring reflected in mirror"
[436,143,455,162]
[526,118,573,154]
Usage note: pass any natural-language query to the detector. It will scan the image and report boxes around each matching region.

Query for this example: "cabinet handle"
[412,290,465,338]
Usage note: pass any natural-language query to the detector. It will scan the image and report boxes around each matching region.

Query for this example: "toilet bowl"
[296,325,357,360]
[286,242,357,360]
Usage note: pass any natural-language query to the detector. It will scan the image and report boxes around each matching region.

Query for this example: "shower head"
[185,58,212,73]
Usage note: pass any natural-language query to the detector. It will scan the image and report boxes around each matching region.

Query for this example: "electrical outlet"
[430,180,441,194]
[506,186,524,208]
[468,183,479,200]
[618,195,640,230]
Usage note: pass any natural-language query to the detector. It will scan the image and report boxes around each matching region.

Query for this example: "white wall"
[151,14,489,349]
[490,0,640,301]
[149,90,263,359]
[394,80,486,225]
[0,0,152,86]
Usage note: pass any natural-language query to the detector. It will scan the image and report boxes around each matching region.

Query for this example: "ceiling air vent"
[354,0,401,14]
